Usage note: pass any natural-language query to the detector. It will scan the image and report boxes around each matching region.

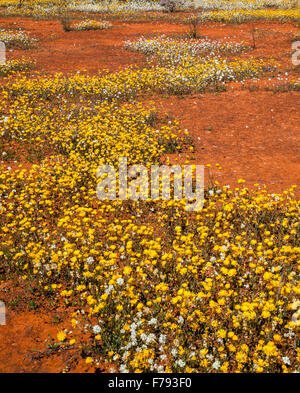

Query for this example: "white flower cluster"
[0,29,37,49]
[124,35,246,67]
[193,0,294,10]
[68,0,166,13]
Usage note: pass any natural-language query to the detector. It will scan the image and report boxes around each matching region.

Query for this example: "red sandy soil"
[153,90,300,193]
[0,279,104,373]
[2,17,299,72]
[0,308,85,373]
[0,15,299,372]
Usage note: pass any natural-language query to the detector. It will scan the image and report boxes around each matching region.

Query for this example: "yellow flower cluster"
[291,78,300,90]
[0,58,35,76]
[0,0,58,4]
[1,156,299,372]
[72,19,113,31]
[2,55,277,101]
[0,0,172,18]
[194,0,295,11]
[0,94,185,165]
[1,0,298,22]
[198,8,300,23]
[0,62,298,373]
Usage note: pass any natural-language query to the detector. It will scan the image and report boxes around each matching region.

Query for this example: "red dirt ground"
[152,90,300,193]
[0,15,299,372]
[0,278,109,373]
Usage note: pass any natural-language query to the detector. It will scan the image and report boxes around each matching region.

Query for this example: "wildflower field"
[0,0,299,374]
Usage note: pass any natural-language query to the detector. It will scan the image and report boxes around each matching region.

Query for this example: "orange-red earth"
[0,15,299,372]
